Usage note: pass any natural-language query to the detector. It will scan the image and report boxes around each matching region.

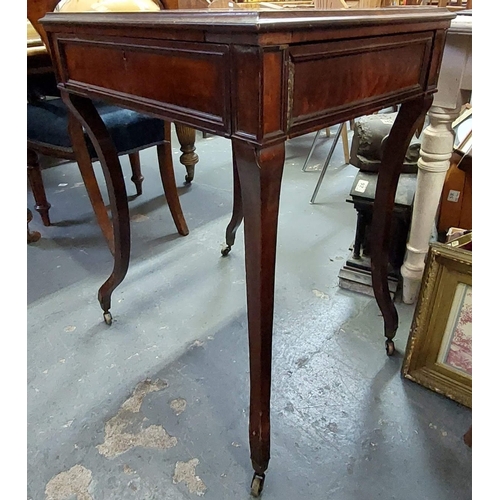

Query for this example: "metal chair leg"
[301,129,322,172]
[310,123,344,204]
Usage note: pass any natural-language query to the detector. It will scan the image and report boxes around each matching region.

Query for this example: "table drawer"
[287,32,434,134]
[56,37,231,134]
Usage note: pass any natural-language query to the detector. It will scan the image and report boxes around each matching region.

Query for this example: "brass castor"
[385,339,395,356]
[250,472,265,497]
[184,174,193,184]
[221,245,232,257]
[103,311,113,326]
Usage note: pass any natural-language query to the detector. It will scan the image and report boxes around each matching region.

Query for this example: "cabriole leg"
[62,91,131,325]
[371,95,433,355]
[232,139,285,496]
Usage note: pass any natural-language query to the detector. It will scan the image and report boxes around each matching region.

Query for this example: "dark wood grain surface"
[41,7,453,495]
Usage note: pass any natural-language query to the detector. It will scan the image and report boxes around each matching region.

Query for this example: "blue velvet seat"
[27,94,189,243]
[27,94,190,248]
[28,98,165,159]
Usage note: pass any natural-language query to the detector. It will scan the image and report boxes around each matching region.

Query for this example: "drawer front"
[287,32,434,135]
[56,36,231,134]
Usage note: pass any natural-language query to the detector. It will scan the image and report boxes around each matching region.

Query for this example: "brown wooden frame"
[402,242,472,408]
[41,7,454,495]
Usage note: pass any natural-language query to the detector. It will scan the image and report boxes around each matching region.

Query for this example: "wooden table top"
[41,7,455,35]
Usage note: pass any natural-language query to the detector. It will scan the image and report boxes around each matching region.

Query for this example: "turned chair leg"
[27,149,51,226]
[174,123,199,183]
[129,152,144,196]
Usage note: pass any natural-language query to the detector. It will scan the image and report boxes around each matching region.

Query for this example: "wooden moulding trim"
[40,8,455,34]
[41,13,454,55]
[232,130,288,148]
[206,21,450,47]
[60,82,230,136]
[54,34,228,58]
[405,366,471,408]
[289,31,433,62]
[287,87,426,137]
[42,16,453,51]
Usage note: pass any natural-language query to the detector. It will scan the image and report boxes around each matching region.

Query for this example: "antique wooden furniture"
[41,7,454,495]
[400,9,471,303]
[27,0,198,242]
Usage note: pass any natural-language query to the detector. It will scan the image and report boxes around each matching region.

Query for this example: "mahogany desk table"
[41,7,454,496]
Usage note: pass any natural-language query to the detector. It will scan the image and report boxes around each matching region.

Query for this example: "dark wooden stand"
[339,197,411,299]
[339,171,416,298]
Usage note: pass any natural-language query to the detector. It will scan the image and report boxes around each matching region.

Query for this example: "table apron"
[52,29,443,146]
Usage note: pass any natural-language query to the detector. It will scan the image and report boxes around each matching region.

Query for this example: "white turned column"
[400,16,472,304]
[400,105,460,304]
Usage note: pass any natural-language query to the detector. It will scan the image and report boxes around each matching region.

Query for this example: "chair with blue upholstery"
[27,0,189,248]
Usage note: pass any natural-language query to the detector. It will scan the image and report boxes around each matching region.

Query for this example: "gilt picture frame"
[402,243,472,408]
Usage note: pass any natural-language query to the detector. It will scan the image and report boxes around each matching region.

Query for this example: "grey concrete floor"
[27,125,472,500]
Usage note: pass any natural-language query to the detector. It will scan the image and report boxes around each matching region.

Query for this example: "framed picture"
[402,242,472,408]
